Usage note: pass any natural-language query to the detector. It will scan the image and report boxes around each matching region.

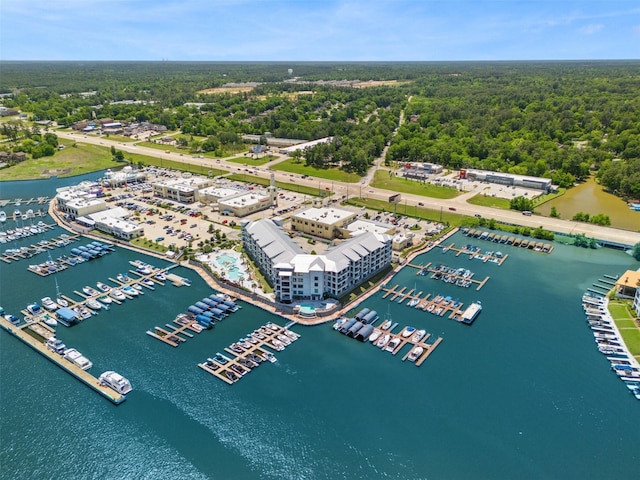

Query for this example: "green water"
[538,177,639,231]
[1,175,640,479]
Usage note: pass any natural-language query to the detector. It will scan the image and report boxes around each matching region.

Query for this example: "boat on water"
[407,298,419,307]
[141,278,155,287]
[116,273,130,283]
[461,301,482,325]
[54,278,68,307]
[98,294,113,305]
[408,346,424,362]
[333,317,347,330]
[385,337,401,352]
[411,329,426,343]
[86,299,102,310]
[63,348,93,370]
[381,319,392,330]
[204,358,220,370]
[98,371,132,395]
[46,337,66,354]
[213,353,228,365]
[224,370,239,382]
[27,302,43,315]
[368,328,382,343]
[154,272,166,281]
[41,297,59,311]
[0,211,6,223]
[122,285,139,296]
[42,314,58,327]
[82,286,99,297]
[261,351,277,363]
[376,334,390,349]
[270,339,285,351]
[109,289,126,301]
[402,326,416,338]
[276,334,291,345]
[96,282,111,292]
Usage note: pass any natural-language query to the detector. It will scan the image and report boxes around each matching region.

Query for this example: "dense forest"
[1,61,638,196]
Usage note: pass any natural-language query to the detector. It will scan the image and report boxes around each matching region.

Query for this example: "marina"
[0,312,127,405]
[198,322,299,384]
[463,228,553,253]
[0,197,51,208]
[26,240,115,276]
[408,261,490,290]
[0,221,57,245]
[0,233,80,263]
[380,285,470,322]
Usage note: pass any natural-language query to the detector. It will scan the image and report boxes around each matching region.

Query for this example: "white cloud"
[579,24,604,34]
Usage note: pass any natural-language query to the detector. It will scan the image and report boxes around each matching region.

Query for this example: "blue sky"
[1,0,639,61]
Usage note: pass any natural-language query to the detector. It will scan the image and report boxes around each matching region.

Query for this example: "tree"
[631,242,640,261]
[550,206,560,218]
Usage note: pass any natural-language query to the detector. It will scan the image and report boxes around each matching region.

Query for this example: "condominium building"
[243,219,392,302]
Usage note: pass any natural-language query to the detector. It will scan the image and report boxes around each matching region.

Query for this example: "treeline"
[1,61,639,187]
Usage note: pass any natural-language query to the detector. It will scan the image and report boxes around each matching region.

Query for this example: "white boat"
[63,348,93,370]
[368,328,382,343]
[117,273,130,283]
[132,283,143,291]
[98,371,133,395]
[141,278,154,287]
[96,282,111,292]
[42,314,58,327]
[411,329,426,343]
[376,334,390,349]
[86,299,102,310]
[261,352,277,363]
[333,317,347,330]
[408,346,424,362]
[98,294,113,305]
[0,211,6,223]
[381,319,392,330]
[402,326,416,338]
[41,297,60,311]
[46,337,66,354]
[27,302,43,315]
[276,334,291,345]
[54,278,68,307]
[154,272,166,281]
[110,289,126,301]
[270,339,285,351]
[82,286,99,297]
[385,337,401,352]
[122,285,139,296]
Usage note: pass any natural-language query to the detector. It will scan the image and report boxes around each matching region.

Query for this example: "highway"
[55,130,640,247]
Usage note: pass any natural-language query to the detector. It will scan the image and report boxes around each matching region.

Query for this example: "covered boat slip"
[0,315,125,404]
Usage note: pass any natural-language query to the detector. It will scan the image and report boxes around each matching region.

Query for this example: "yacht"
[276,334,291,346]
[213,353,229,365]
[41,297,60,311]
[376,333,390,349]
[154,272,166,281]
[204,358,220,370]
[116,273,130,283]
[333,317,347,330]
[98,371,133,395]
[42,314,58,328]
[408,346,424,362]
[56,296,69,308]
[46,337,66,354]
[98,295,113,305]
[141,278,155,287]
[380,319,392,330]
[0,211,6,223]
[223,370,239,382]
[368,328,382,343]
[261,351,277,363]
[270,339,285,351]
[96,282,111,292]
[110,289,126,301]
[385,337,401,352]
[86,299,102,310]
[411,329,427,343]
[407,298,419,307]
[27,302,43,315]
[122,285,139,297]
[402,326,416,338]
[63,348,93,370]
[82,286,99,297]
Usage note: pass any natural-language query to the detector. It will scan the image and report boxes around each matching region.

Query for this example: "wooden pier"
[198,322,300,385]
[407,262,490,291]
[0,196,50,207]
[379,284,468,322]
[0,314,126,404]
[1,234,80,264]
[371,325,443,366]
[146,315,204,347]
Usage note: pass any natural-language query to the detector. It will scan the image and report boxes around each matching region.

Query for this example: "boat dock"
[464,229,553,254]
[438,241,509,264]
[0,314,126,405]
[373,323,443,366]
[0,196,51,207]
[407,262,490,290]
[146,315,205,347]
[380,285,467,321]
[0,234,80,264]
[198,322,300,385]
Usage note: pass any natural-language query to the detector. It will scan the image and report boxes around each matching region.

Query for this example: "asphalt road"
[56,130,640,247]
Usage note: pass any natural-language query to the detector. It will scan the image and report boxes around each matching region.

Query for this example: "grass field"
[0,143,119,181]
[466,194,512,209]
[127,153,227,177]
[610,300,640,356]
[226,155,274,166]
[227,173,330,197]
[270,158,361,183]
[370,170,461,199]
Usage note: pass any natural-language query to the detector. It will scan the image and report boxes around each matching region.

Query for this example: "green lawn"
[467,194,512,209]
[226,155,274,166]
[370,170,461,199]
[609,300,640,356]
[271,158,361,183]
[0,143,119,181]
[227,173,329,197]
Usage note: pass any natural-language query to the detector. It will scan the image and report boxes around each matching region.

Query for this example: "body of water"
[1,175,640,479]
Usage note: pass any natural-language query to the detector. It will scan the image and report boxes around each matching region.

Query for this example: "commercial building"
[459,169,553,192]
[290,207,358,240]
[243,219,392,302]
[151,175,215,204]
[55,182,106,219]
[102,166,147,187]
[86,207,144,240]
[402,162,443,180]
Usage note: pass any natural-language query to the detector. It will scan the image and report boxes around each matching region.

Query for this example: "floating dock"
[464,229,552,254]
[0,314,125,405]
[379,285,468,322]
[407,262,490,290]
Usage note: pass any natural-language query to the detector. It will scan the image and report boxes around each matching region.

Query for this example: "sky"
[1,0,639,61]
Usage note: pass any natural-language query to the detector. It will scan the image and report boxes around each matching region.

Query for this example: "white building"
[87,207,144,240]
[402,162,443,179]
[460,169,553,192]
[151,175,214,204]
[243,219,392,302]
[103,166,147,187]
[55,182,106,218]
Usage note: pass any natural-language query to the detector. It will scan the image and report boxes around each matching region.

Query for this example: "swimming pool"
[299,304,316,317]
[226,266,243,281]
[216,253,237,266]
